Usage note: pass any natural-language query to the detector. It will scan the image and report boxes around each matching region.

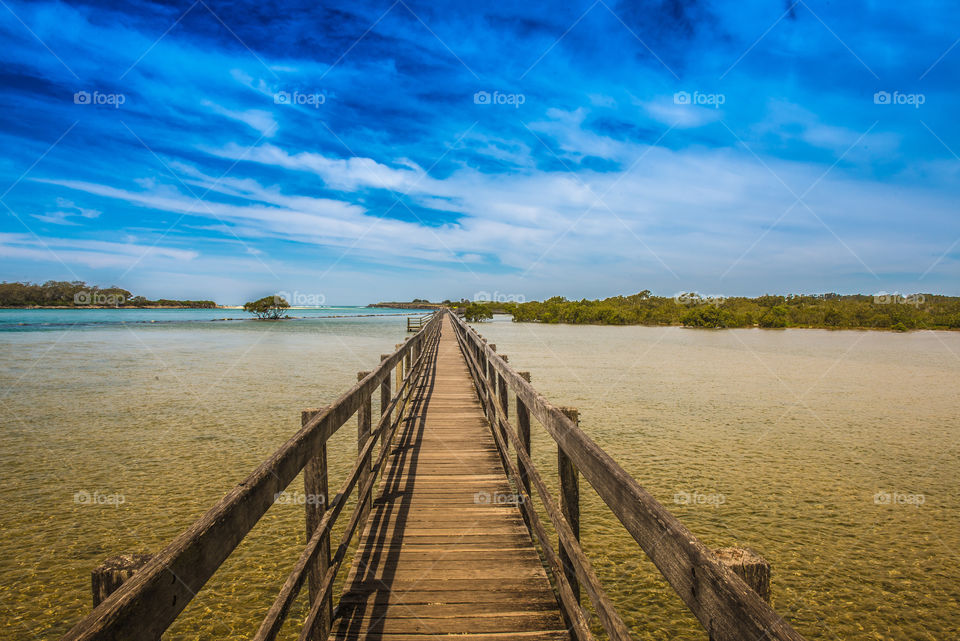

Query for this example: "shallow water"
[0,312,957,639]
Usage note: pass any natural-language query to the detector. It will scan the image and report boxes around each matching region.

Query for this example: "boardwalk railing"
[448,311,806,641]
[61,314,443,641]
[406,312,434,332]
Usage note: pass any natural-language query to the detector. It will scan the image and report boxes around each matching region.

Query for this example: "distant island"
[464,291,960,331]
[367,299,445,310]
[0,281,217,308]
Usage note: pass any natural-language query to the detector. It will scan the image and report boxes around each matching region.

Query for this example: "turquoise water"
[0,306,433,331]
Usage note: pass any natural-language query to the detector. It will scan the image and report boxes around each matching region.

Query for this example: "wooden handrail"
[448,312,806,641]
[254,319,442,641]
[452,318,628,641]
[298,330,439,640]
[61,314,442,641]
[406,311,435,331]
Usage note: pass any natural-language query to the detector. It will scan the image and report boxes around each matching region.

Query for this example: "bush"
[464,303,493,322]
[759,305,789,328]
[681,306,733,328]
[243,295,290,320]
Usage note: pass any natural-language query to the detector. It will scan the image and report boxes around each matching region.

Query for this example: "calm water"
[0,311,957,639]
[0,306,431,330]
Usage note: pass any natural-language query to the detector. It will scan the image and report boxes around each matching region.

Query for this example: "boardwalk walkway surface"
[331,315,570,640]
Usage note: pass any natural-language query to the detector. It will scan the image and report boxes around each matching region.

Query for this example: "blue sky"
[0,0,958,304]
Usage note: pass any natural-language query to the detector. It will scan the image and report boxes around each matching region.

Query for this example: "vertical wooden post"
[480,339,488,388]
[713,548,771,603]
[404,338,412,378]
[91,553,152,608]
[516,372,531,498]
[302,408,330,640]
[394,343,404,394]
[497,358,509,455]
[380,354,391,448]
[487,345,497,417]
[515,372,532,533]
[476,341,482,380]
[357,372,372,529]
[558,407,580,603]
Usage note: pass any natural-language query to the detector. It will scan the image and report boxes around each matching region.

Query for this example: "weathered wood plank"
[558,407,581,605]
[303,408,330,641]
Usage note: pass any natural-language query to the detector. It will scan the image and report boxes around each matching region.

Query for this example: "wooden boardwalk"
[332,315,569,640]
[64,309,806,641]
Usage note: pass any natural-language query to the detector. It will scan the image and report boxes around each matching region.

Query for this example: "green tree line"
[0,281,217,308]
[466,291,960,330]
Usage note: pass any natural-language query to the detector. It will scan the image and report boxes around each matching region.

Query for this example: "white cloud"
[201,100,278,138]
[30,198,103,226]
[206,143,430,192]
[642,97,723,129]
[757,100,900,155]
[0,233,198,269]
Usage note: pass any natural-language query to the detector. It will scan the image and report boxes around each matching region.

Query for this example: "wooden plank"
[338,593,561,608]
[341,578,558,592]
[328,633,570,641]
[331,613,564,635]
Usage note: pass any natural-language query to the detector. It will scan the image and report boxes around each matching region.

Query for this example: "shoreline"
[0,305,222,310]
[485,315,958,332]
[1,311,429,328]
[1,305,437,310]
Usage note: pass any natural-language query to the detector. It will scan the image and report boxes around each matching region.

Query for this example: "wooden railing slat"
[302,408,330,641]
